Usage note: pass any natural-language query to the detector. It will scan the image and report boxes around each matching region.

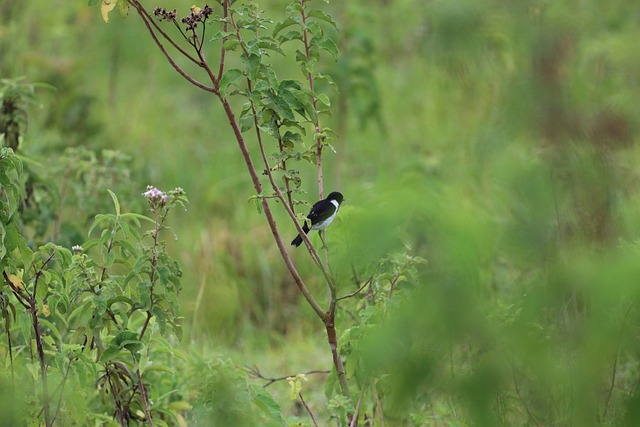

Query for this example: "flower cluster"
[143,185,170,207]
[153,7,178,22]
[180,4,213,31]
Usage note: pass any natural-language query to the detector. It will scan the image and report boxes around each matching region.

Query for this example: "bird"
[291,191,344,247]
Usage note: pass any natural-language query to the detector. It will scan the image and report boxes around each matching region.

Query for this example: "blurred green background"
[4,0,640,424]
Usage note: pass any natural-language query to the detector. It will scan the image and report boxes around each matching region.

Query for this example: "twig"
[337,275,373,301]
[216,0,229,82]
[247,366,330,387]
[349,384,366,427]
[299,392,319,427]
[128,0,218,94]
[130,0,201,65]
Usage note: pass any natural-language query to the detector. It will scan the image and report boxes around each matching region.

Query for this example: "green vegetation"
[2,0,640,425]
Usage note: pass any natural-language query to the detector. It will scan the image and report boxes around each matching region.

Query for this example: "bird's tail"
[291,223,310,247]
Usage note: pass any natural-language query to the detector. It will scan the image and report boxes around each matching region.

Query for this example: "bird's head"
[327,191,344,205]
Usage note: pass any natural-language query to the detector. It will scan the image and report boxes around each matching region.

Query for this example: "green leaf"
[88,0,99,5]
[209,30,234,42]
[219,69,243,97]
[36,274,49,300]
[120,212,155,225]
[278,30,303,44]
[3,220,32,267]
[315,37,338,61]
[99,346,123,363]
[251,384,286,425]
[88,213,114,237]
[291,89,316,120]
[307,9,337,29]
[240,111,255,133]
[242,53,262,81]
[118,0,129,17]
[223,38,240,51]
[317,93,330,108]
[39,318,63,345]
[273,17,298,37]
[107,189,120,216]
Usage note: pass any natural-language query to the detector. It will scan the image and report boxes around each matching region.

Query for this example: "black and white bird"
[291,191,344,247]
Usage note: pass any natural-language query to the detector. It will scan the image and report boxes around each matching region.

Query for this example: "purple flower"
[144,185,169,206]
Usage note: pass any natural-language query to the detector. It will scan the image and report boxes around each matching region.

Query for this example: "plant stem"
[136,368,155,427]
[30,304,51,426]
[299,0,324,199]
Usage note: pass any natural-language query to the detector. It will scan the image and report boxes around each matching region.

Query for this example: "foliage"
[4,0,640,426]
[1,129,187,424]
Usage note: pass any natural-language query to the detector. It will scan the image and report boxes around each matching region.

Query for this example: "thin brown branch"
[217,95,326,320]
[337,275,373,301]
[31,300,52,426]
[136,368,155,426]
[247,366,330,388]
[325,314,350,399]
[129,0,218,94]
[299,392,319,427]
[129,0,201,65]
[225,8,335,315]
[217,0,229,82]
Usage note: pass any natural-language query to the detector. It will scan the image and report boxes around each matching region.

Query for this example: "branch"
[129,0,201,65]
[337,275,373,302]
[3,270,30,309]
[299,392,319,427]
[247,366,330,387]
[216,95,326,320]
[128,0,218,94]
[217,0,229,82]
